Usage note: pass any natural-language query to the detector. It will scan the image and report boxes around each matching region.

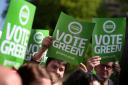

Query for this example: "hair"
[112,61,120,73]
[86,72,101,84]
[110,61,120,85]
[45,57,69,71]
[63,69,90,85]
[17,63,51,85]
[63,69,102,85]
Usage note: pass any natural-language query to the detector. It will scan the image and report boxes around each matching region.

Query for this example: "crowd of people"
[0,36,121,85]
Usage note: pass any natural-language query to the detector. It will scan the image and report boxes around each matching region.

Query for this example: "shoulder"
[108,79,114,85]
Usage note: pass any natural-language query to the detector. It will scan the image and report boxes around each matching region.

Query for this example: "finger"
[88,57,101,62]
[94,62,100,66]
[42,37,53,47]
[88,60,100,67]
[91,60,100,64]
[80,63,87,69]
[47,36,54,41]
[89,58,101,63]
[89,56,101,60]
[92,61,100,66]
[79,63,88,72]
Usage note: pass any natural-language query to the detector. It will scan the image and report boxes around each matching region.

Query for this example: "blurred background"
[28,0,128,84]
[28,0,128,32]
[1,0,128,84]
[28,0,128,61]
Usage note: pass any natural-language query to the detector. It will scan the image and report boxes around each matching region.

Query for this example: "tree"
[30,0,102,29]
[60,0,101,21]
[31,0,61,30]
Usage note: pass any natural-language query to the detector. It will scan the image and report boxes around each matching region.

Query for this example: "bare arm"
[32,36,53,62]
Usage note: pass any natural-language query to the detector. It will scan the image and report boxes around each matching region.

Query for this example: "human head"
[46,57,68,80]
[90,80,101,85]
[18,63,52,85]
[63,69,90,85]
[95,62,114,81]
[64,69,101,85]
[88,74,101,85]
[0,65,22,85]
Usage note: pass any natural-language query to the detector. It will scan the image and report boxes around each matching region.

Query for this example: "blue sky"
[0,0,8,31]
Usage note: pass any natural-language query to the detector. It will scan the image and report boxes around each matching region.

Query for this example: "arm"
[32,36,53,62]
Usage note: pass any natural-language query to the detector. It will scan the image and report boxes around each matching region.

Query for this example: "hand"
[42,36,53,48]
[79,63,88,73]
[32,36,53,62]
[86,56,101,72]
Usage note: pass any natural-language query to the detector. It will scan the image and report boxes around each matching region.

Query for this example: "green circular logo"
[33,32,44,44]
[19,5,30,25]
[68,21,82,34]
[103,20,116,33]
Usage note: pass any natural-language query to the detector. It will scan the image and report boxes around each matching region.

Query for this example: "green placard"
[0,0,36,68]
[46,12,95,65]
[92,18,126,62]
[25,29,49,61]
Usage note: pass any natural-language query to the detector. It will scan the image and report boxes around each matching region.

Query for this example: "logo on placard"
[68,21,82,34]
[34,32,44,44]
[19,5,30,25]
[103,20,116,33]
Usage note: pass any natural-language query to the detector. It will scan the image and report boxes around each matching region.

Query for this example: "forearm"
[32,47,47,62]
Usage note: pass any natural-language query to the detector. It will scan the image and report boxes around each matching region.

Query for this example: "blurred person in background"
[0,65,22,85]
[17,63,52,85]
[63,68,101,85]
[86,56,115,85]
[32,36,69,85]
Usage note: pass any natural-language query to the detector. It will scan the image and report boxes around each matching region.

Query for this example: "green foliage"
[97,0,128,17]
[29,0,128,28]
[118,0,128,3]
[96,2,108,17]
[31,0,61,29]
[60,0,102,21]
[31,0,102,29]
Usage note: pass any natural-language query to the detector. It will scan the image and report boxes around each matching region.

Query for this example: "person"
[110,61,120,85]
[17,63,53,85]
[32,36,69,85]
[0,65,22,85]
[63,68,101,85]
[86,56,115,85]
[45,57,68,85]
[32,36,53,62]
